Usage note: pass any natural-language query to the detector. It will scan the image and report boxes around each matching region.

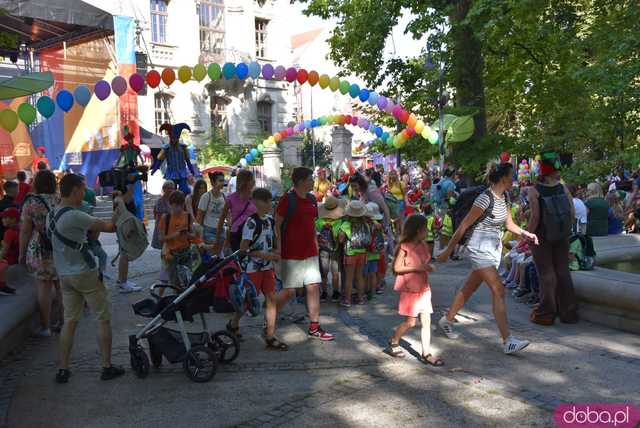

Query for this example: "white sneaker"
[438,316,460,339]
[118,281,142,293]
[503,336,530,355]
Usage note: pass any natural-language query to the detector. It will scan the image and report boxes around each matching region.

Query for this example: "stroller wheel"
[183,345,218,383]
[148,342,163,368]
[210,331,240,363]
[130,348,150,378]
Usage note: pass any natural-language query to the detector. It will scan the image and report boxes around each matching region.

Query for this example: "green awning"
[0,71,53,100]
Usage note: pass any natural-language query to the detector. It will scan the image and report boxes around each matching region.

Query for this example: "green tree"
[300,130,332,167]
[198,129,253,167]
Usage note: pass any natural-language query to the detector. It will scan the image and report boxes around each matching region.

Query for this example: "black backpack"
[25,194,53,252]
[452,186,494,244]
[280,191,318,236]
[536,184,573,242]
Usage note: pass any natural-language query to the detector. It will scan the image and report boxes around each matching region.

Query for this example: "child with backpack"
[316,196,345,302]
[365,202,385,299]
[386,214,443,366]
[158,191,201,289]
[338,201,371,306]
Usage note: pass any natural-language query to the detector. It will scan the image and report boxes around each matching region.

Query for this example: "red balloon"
[345,115,352,124]
[406,128,416,137]
[146,70,161,88]
[400,110,410,123]
[297,69,308,84]
[500,151,511,162]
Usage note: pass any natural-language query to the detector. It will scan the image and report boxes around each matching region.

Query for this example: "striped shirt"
[473,191,508,232]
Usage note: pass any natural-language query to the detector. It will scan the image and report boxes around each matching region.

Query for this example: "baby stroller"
[129,251,242,382]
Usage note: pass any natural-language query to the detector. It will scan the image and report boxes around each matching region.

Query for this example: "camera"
[98,165,148,188]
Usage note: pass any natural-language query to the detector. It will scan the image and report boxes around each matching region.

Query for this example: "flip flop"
[421,353,444,367]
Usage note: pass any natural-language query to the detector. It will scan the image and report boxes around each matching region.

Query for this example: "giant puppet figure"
[151,122,195,194]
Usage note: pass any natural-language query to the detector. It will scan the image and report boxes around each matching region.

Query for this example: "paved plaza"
[1,232,639,428]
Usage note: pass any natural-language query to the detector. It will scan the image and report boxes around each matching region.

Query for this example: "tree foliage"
[301,130,332,167]
[197,129,250,167]
[296,0,640,175]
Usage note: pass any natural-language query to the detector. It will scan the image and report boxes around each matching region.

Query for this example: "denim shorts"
[203,225,225,243]
[363,259,379,275]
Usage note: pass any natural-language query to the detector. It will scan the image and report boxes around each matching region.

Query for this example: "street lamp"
[424,43,448,174]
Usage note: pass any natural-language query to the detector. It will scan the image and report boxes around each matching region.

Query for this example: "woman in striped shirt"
[436,161,539,355]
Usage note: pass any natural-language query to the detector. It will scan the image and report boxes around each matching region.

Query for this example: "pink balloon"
[285,67,297,82]
[392,105,402,118]
[351,116,358,126]
[274,66,286,80]
[385,100,395,114]
[293,124,301,133]
[286,127,294,136]
[129,73,145,93]
[111,76,128,96]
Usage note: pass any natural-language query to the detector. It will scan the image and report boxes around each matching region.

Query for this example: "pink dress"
[394,242,433,317]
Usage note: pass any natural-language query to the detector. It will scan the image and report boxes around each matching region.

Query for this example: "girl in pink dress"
[387,214,444,366]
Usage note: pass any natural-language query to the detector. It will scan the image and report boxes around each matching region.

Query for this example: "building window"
[209,88,230,134]
[198,0,224,56]
[255,18,268,58]
[150,0,168,43]
[257,101,272,134]
[155,93,173,133]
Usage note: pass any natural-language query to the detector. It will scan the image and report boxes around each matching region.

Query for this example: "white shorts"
[281,257,322,289]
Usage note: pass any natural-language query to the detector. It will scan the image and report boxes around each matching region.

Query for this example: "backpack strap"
[48,207,96,269]
[281,191,318,236]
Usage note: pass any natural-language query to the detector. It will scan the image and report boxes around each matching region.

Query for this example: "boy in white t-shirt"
[197,171,226,244]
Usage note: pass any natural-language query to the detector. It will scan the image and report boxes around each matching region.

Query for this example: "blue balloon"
[222,63,236,80]
[304,120,312,128]
[56,90,74,112]
[248,61,261,79]
[74,85,91,107]
[381,132,390,142]
[368,92,379,106]
[375,127,383,138]
[311,119,319,127]
[349,84,360,98]
[358,88,370,102]
[245,153,253,162]
[236,63,249,80]
[250,148,259,157]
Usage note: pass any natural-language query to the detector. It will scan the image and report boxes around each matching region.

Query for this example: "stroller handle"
[149,283,182,300]
[191,249,245,288]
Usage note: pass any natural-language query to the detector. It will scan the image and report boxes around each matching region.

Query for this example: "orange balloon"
[308,70,319,86]
[279,131,288,140]
[161,68,176,86]
[274,133,282,142]
[337,115,345,125]
[407,114,417,128]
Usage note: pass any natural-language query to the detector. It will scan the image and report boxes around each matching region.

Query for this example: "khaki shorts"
[60,270,111,322]
[281,257,322,289]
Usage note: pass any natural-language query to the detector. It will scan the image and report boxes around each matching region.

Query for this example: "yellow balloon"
[421,128,430,140]
[329,77,340,92]
[178,66,192,83]
[415,120,425,134]
[193,64,207,81]
[319,74,330,89]
[268,136,276,145]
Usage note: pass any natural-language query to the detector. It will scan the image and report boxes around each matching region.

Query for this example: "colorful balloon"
[318,74,330,89]
[385,100,395,114]
[407,114,417,128]
[274,133,282,142]
[208,63,222,80]
[56,90,74,111]
[111,76,127,96]
[308,70,319,86]
[0,109,18,132]
[348,83,360,98]
[235,63,249,80]
[377,95,388,110]
[248,61,261,79]
[193,63,207,81]
[17,102,37,125]
[339,80,350,95]
[399,110,410,123]
[245,153,253,162]
[222,63,236,79]
[414,120,425,134]
[296,69,308,84]
[37,96,56,118]
[274,66,286,80]
[74,85,92,107]
[262,63,274,80]
[285,67,297,82]
[250,148,259,157]
[368,91,379,106]
[129,73,145,93]
[358,88,370,102]
[146,70,161,88]
[94,80,111,100]
[239,158,247,167]
[374,127,383,138]
[161,68,176,86]
[257,144,264,152]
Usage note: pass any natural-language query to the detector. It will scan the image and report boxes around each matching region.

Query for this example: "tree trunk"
[449,0,487,140]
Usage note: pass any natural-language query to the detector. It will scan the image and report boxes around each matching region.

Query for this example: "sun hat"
[318,195,345,219]
[365,202,383,220]
[345,200,367,218]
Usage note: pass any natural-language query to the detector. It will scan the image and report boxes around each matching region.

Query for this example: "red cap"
[37,147,46,154]
[0,207,20,220]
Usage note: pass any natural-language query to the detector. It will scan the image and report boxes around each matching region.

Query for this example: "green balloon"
[0,109,18,132]
[329,77,340,92]
[319,116,326,125]
[17,103,37,125]
[257,144,264,152]
[339,80,350,95]
[208,63,221,81]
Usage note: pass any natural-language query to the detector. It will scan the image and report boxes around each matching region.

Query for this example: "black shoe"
[513,288,530,299]
[100,365,125,381]
[55,369,71,384]
[320,291,328,302]
[331,291,341,303]
[0,286,16,295]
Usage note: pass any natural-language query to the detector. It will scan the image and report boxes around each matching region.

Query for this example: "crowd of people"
[2,151,639,382]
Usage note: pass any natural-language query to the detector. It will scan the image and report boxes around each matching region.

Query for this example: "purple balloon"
[351,116,358,126]
[285,67,297,82]
[94,80,111,101]
[286,127,294,136]
[385,100,395,114]
[262,64,274,80]
[357,118,366,128]
[362,119,370,129]
[129,73,145,93]
[274,65,286,80]
[293,124,301,132]
[111,76,128,96]
[377,95,388,110]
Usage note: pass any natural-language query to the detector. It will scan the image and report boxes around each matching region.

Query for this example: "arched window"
[154,93,173,133]
[257,100,272,134]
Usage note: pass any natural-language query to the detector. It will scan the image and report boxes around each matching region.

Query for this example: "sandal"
[265,336,289,351]
[421,353,444,367]
[385,341,406,358]
[226,320,243,339]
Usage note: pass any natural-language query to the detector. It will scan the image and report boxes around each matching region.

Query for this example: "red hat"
[0,207,20,220]
[37,147,46,154]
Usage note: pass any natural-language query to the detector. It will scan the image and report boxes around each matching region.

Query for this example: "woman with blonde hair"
[585,182,608,237]
[606,191,624,235]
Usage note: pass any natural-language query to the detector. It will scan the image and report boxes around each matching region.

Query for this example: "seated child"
[0,208,20,295]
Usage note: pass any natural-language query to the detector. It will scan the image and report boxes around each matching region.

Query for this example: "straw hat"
[365,202,383,221]
[318,195,345,219]
[345,200,367,218]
